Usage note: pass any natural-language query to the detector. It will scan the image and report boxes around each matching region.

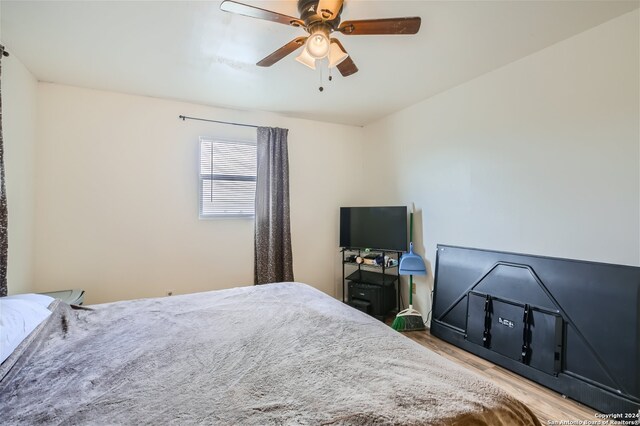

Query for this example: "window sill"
[199,214,255,220]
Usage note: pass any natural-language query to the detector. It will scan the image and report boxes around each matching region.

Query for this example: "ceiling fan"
[220,0,421,77]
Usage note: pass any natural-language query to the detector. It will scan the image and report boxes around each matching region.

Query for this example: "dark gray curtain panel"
[0,45,7,297]
[254,127,294,284]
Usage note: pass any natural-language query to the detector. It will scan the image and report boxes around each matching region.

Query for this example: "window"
[199,137,257,218]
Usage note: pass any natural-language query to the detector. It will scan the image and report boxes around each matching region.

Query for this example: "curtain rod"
[178,115,259,129]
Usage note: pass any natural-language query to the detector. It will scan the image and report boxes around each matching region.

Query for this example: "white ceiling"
[1,1,638,126]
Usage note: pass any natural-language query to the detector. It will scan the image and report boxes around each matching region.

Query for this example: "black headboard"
[431,244,640,415]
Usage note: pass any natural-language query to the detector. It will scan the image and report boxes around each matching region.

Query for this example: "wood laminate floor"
[404,329,600,424]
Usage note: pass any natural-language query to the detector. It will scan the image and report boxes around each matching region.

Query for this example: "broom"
[392,211,427,331]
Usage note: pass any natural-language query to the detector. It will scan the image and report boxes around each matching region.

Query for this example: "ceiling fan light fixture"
[220,0,422,78]
[305,28,330,59]
[328,41,348,68]
[295,48,316,69]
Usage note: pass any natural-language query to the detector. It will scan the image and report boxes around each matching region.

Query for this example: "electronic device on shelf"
[348,281,396,320]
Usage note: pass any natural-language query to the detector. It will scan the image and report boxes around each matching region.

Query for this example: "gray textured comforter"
[0,282,539,425]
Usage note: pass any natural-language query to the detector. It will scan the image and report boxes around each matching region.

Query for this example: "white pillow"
[3,293,55,308]
[0,298,52,364]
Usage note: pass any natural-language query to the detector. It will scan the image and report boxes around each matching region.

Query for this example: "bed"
[0,282,540,425]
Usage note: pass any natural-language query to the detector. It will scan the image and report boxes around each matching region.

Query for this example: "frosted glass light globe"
[295,48,316,70]
[328,42,348,68]
[306,32,330,59]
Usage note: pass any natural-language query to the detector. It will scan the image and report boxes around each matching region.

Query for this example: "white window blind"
[199,137,257,218]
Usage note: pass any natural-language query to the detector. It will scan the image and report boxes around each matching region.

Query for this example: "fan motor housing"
[297,0,342,28]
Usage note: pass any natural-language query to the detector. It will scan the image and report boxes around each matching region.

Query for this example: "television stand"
[341,248,401,320]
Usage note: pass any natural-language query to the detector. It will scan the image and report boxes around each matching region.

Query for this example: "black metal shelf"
[342,261,398,269]
[341,247,402,319]
[346,270,398,287]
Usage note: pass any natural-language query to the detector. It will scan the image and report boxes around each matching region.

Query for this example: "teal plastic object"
[399,242,427,276]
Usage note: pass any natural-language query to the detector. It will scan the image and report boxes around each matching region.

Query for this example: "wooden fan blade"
[317,0,343,20]
[257,37,307,67]
[331,39,358,77]
[220,1,305,27]
[337,56,358,77]
[338,17,421,35]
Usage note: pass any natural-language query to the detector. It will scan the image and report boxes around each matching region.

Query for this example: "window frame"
[198,137,257,220]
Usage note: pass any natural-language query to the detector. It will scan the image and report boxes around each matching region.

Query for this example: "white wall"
[35,84,364,304]
[1,51,38,295]
[362,10,640,320]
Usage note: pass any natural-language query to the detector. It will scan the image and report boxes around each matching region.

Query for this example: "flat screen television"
[340,206,407,251]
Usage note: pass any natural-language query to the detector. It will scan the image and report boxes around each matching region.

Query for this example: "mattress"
[0,282,540,425]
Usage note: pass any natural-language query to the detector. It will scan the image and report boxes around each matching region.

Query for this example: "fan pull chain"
[328,67,333,82]
[318,65,324,92]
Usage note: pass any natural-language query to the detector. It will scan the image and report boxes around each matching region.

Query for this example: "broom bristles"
[392,312,425,332]
[391,315,406,330]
